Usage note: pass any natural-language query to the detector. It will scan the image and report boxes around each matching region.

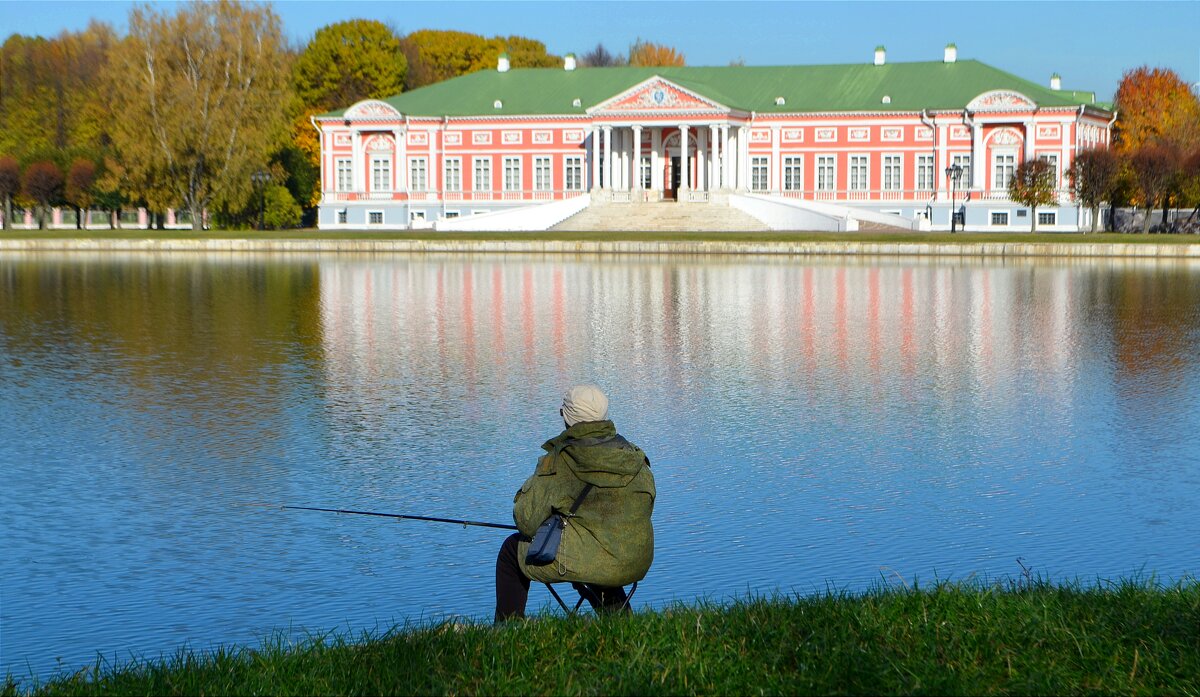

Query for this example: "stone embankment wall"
[1,238,1198,258]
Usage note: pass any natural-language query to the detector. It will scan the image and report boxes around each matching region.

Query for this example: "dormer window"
[493,100,503,109]
[775,96,786,106]
[572,98,582,108]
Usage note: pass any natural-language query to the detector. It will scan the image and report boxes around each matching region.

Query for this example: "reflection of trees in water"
[0,254,324,489]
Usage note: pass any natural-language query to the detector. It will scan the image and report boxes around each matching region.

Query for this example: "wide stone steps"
[552,201,770,232]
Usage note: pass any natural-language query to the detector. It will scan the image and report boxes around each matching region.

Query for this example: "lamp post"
[945,163,963,233]
[251,170,271,230]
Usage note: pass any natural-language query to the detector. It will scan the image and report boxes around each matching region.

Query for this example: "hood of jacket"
[542,420,646,488]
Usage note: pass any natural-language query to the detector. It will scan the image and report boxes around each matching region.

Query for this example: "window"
[473,158,491,191]
[564,156,583,191]
[444,210,460,219]
[503,156,521,191]
[640,156,652,190]
[336,210,347,224]
[368,211,383,225]
[409,158,427,192]
[410,211,426,223]
[751,156,769,191]
[1038,153,1059,187]
[951,154,972,188]
[817,155,836,191]
[882,154,902,191]
[849,155,869,191]
[371,157,392,191]
[534,156,552,191]
[783,156,803,191]
[916,155,935,191]
[336,158,353,192]
[444,158,462,192]
[993,153,1016,190]
[1038,211,1056,226]
[991,211,1009,226]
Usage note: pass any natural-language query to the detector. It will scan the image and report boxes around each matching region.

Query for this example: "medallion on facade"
[599,78,720,113]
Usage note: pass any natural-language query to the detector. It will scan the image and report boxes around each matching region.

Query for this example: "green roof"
[326,59,1108,118]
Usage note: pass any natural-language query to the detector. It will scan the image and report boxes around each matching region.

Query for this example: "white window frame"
[816,155,836,191]
[336,158,353,192]
[370,156,392,192]
[533,156,552,192]
[410,210,426,223]
[444,210,460,219]
[639,155,652,190]
[473,157,492,192]
[444,157,462,192]
[503,156,522,192]
[990,210,1010,226]
[750,156,769,191]
[951,153,972,189]
[564,155,583,192]
[367,210,384,225]
[882,154,902,191]
[1038,153,1060,188]
[336,209,347,224]
[916,154,934,191]
[849,154,869,191]
[783,155,803,191]
[1037,210,1057,226]
[409,157,427,192]
[993,151,1016,191]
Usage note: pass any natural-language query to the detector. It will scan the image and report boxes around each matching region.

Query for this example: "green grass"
[7,578,1198,696]
[1,228,1198,244]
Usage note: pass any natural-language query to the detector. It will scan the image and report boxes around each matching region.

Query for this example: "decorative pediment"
[590,77,728,115]
[345,99,401,119]
[987,127,1023,146]
[967,90,1036,111]
[363,134,395,151]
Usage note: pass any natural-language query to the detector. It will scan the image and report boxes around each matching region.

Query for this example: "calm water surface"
[2,252,1198,680]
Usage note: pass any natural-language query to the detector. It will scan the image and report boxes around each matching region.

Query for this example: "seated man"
[495,384,655,621]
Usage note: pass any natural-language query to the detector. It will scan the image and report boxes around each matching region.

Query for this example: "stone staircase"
[551,200,770,232]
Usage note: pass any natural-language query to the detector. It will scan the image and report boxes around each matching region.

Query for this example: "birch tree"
[104,1,290,229]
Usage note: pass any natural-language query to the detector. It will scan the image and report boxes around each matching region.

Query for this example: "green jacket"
[514,420,655,586]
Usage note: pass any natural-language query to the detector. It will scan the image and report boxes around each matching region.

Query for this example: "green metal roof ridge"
[320,59,1110,119]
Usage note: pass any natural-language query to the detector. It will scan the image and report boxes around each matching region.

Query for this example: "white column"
[696,128,707,192]
[589,127,600,192]
[721,125,731,190]
[709,125,719,191]
[936,123,947,200]
[651,128,662,193]
[393,128,407,192]
[679,124,690,192]
[603,126,613,191]
[1024,120,1035,162]
[351,130,363,191]
[429,128,440,194]
[971,124,984,192]
[770,125,781,194]
[632,125,643,193]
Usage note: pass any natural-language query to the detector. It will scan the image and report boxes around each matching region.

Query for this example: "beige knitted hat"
[561,384,609,426]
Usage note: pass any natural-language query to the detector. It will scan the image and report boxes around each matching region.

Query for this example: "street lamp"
[945,163,964,233]
[251,170,271,230]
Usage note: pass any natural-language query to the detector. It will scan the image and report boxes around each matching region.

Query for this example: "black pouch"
[524,483,592,567]
[525,514,565,566]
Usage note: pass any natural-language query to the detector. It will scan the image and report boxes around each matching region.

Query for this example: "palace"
[315,45,1115,233]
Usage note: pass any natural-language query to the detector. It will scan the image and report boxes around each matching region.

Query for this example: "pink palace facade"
[314,46,1115,232]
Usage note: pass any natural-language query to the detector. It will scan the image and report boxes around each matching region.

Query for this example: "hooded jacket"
[514,419,655,586]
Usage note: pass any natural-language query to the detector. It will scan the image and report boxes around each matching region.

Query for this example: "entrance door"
[668,156,681,201]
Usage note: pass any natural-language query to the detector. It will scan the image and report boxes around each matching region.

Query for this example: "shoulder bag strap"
[566,483,593,517]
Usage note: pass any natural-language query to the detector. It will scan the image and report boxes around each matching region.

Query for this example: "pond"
[2,251,1198,681]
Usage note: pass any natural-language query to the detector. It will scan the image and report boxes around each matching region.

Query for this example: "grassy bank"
[1,228,1199,244]
[7,578,1198,696]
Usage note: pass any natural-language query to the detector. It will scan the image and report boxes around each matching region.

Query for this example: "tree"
[1129,144,1179,233]
[627,39,686,67]
[22,161,64,229]
[1068,148,1121,232]
[64,159,96,229]
[497,36,560,69]
[103,0,291,230]
[1181,149,1200,226]
[0,156,19,229]
[399,30,558,90]
[293,20,406,112]
[1113,66,1200,156]
[262,184,302,229]
[580,43,623,68]
[1008,159,1057,232]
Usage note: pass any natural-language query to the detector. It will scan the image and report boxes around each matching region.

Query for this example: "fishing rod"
[282,505,518,531]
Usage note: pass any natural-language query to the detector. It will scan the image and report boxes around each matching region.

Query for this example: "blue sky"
[2,1,1198,101]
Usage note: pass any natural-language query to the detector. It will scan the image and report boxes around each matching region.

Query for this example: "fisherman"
[494,384,656,621]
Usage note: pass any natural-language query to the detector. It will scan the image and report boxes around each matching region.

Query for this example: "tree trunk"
[37,206,46,229]
[1162,198,1170,233]
[2,196,10,230]
[76,207,83,230]
[1141,204,1154,234]
[191,203,204,231]
[1031,206,1037,233]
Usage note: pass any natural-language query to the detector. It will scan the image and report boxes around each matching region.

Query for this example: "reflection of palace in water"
[314,258,1200,414]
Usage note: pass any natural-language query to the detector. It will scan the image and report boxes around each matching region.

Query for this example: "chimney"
[497,53,510,73]
[1050,73,1061,90]
[944,43,957,63]
[564,53,576,71]
[874,46,886,66]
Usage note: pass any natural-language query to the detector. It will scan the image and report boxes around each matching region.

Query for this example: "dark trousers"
[495,532,629,621]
